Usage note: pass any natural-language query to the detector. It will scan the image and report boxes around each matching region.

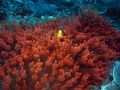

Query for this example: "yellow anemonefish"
[53,27,64,39]
[57,30,63,39]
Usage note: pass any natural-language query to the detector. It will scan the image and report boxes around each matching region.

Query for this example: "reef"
[0,11,119,90]
[1,0,120,32]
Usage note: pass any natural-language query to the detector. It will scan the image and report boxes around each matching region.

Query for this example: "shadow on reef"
[104,7,120,21]
[0,12,6,21]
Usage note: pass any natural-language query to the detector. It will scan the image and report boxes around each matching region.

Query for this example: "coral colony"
[0,11,120,90]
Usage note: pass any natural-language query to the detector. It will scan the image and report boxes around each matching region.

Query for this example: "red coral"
[0,30,16,64]
[0,11,119,90]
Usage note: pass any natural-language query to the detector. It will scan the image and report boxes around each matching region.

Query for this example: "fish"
[53,27,64,39]
[57,30,63,39]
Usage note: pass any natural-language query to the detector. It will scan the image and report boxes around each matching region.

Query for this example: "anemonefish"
[57,30,63,39]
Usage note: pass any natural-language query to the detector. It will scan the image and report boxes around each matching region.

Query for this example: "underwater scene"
[0,0,120,90]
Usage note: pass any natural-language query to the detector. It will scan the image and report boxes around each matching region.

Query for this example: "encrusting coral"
[0,11,119,90]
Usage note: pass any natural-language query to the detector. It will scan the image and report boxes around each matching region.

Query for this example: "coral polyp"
[0,11,119,90]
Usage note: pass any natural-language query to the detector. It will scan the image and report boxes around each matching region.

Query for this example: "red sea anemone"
[0,11,119,90]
